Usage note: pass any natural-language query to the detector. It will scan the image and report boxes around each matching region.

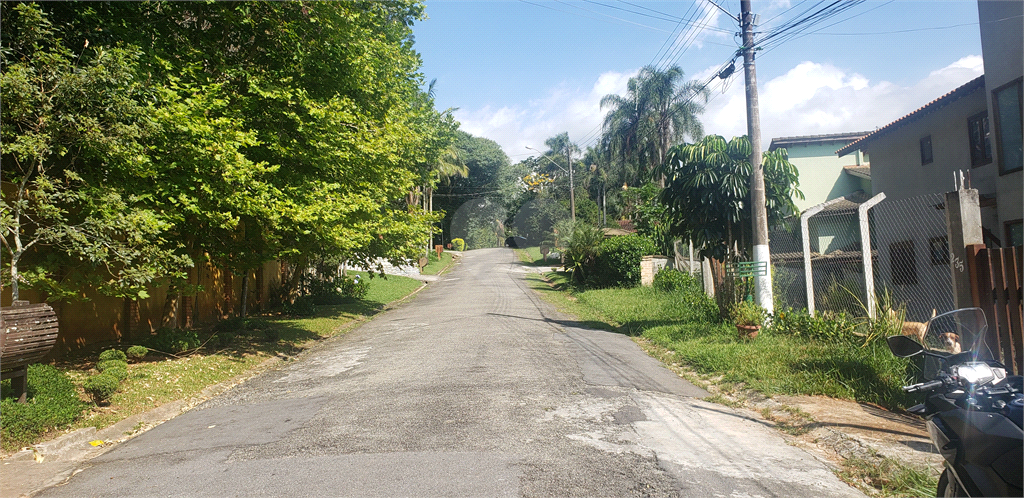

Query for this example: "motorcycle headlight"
[956,363,995,385]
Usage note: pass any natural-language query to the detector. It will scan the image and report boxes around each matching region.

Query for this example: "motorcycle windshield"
[922,308,991,360]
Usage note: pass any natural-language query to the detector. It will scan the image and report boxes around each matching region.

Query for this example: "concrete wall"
[979,0,1023,244]
[781,141,869,212]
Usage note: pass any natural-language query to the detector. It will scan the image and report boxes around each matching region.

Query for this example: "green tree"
[659,135,802,261]
[1,3,189,301]
[600,65,708,186]
[31,1,455,289]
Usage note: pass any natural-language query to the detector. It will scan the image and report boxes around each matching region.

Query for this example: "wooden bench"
[1,300,59,403]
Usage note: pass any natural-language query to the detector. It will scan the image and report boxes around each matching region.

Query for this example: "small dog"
[939,332,962,354]
[890,308,936,344]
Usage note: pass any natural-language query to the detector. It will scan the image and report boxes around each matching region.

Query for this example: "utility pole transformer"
[741,0,774,314]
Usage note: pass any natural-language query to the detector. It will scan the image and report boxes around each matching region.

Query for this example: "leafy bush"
[561,222,605,285]
[309,275,369,304]
[283,296,317,316]
[770,307,857,342]
[145,327,202,354]
[340,275,369,299]
[213,317,246,333]
[0,364,87,451]
[82,373,120,404]
[653,269,718,324]
[589,235,658,288]
[98,349,127,362]
[102,365,129,382]
[96,359,128,373]
[126,345,148,361]
[450,238,465,251]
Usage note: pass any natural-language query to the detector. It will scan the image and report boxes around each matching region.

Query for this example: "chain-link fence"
[869,193,955,323]
[768,191,955,322]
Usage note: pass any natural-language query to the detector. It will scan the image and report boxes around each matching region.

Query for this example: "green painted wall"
[776,141,869,212]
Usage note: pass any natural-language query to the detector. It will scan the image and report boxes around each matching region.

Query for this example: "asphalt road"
[38,248,864,497]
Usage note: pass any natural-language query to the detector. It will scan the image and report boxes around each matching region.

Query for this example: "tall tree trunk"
[240,273,249,318]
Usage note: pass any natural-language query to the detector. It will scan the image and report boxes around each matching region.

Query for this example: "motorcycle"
[887,308,1022,497]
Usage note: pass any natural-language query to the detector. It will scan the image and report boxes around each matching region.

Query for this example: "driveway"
[37,248,864,497]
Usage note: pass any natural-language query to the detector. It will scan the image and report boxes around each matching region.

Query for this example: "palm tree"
[543,132,580,221]
[600,65,708,186]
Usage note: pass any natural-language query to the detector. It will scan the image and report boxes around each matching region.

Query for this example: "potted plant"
[732,300,766,339]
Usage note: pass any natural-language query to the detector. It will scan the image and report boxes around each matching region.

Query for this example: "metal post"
[801,197,845,316]
[858,193,886,319]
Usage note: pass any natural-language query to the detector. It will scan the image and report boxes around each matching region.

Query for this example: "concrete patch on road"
[273,346,371,383]
[630,393,865,497]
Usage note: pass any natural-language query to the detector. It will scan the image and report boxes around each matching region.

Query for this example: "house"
[837,0,1022,248]
[828,0,1022,321]
[768,132,871,213]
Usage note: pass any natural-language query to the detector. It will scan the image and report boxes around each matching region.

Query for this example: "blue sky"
[412,0,986,159]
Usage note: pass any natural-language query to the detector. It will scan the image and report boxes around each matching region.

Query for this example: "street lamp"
[526,145,575,222]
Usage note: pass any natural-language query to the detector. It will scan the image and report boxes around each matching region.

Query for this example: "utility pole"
[741,0,773,314]
[567,147,576,222]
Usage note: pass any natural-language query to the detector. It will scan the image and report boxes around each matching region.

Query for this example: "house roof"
[819,190,872,214]
[843,164,871,180]
[768,131,871,151]
[836,75,986,157]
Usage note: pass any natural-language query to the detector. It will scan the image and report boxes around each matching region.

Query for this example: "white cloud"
[455,69,636,158]
[458,56,985,159]
[702,55,985,143]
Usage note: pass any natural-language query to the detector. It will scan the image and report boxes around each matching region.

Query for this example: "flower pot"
[736,324,760,339]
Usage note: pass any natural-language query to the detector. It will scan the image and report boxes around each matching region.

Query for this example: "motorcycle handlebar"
[903,379,945,393]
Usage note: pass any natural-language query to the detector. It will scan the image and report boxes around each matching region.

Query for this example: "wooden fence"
[966,244,1023,375]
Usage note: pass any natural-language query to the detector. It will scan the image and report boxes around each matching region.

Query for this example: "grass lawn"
[1,274,424,453]
[420,251,455,275]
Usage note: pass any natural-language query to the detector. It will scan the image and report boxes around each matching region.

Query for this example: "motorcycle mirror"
[887,335,925,358]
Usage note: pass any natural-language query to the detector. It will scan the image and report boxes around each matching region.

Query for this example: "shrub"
[103,365,129,382]
[126,345,148,361]
[653,270,718,324]
[213,317,246,333]
[0,364,87,451]
[340,275,369,299]
[309,274,369,304]
[146,327,202,354]
[590,235,658,288]
[283,296,317,316]
[561,222,605,285]
[769,307,857,342]
[450,238,465,251]
[98,349,127,362]
[82,373,120,404]
[653,268,689,292]
[96,359,128,373]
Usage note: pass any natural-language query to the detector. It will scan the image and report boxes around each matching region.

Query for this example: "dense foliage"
[659,135,802,261]
[590,235,658,288]
[1,2,456,301]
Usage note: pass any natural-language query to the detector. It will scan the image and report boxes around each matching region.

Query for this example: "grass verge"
[1,274,424,454]
[523,270,916,409]
[421,251,455,275]
[838,454,938,497]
